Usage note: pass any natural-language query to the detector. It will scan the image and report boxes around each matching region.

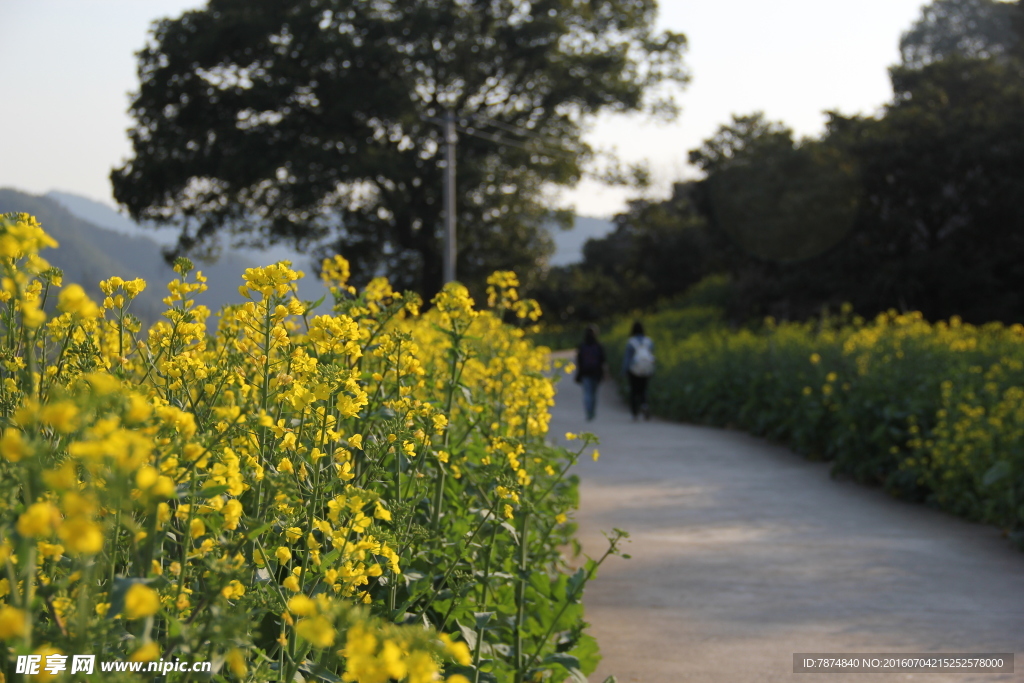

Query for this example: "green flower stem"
[472,523,499,683]
[22,544,37,651]
[513,510,530,682]
[522,530,627,673]
[433,330,464,531]
[173,468,200,606]
[403,493,502,622]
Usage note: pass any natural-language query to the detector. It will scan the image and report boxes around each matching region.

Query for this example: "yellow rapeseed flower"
[0,606,27,639]
[320,254,351,287]
[39,401,80,433]
[439,634,472,666]
[0,429,28,462]
[296,616,336,648]
[287,595,318,617]
[58,517,104,555]
[17,502,59,537]
[221,580,245,600]
[124,584,160,619]
[57,283,100,318]
[223,499,243,530]
[31,646,64,682]
[129,642,161,662]
[226,649,247,677]
[0,213,57,257]
[374,502,392,521]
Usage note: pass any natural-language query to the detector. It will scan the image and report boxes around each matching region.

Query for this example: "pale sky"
[0,0,929,219]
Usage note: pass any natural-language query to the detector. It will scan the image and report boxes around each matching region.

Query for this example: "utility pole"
[443,110,457,284]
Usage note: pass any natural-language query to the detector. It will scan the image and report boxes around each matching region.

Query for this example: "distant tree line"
[535,0,1024,325]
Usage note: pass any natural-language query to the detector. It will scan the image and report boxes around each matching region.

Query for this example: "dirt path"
[550,373,1024,682]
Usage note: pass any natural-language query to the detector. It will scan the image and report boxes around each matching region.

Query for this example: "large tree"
[898,0,1020,68]
[532,182,725,322]
[688,113,859,265]
[704,57,1024,323]
[828,56,1024,321]
[539,0,1024,325]
[112,0,688,298]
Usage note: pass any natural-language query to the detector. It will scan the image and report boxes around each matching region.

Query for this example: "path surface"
[549,371,1024,682]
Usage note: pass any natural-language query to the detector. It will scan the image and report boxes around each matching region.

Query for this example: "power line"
[456,124,577,159]
[462,113,569,149]
[423,112,578,158]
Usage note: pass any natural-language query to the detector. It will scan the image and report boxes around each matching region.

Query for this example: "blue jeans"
[582,376,599,420]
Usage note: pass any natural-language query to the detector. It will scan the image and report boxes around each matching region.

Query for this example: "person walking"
[575,325,606,421]
[622,321,655,420]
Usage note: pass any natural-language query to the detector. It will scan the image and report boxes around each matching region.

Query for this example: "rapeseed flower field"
[0,212,616,682]
[608,304,1024,539]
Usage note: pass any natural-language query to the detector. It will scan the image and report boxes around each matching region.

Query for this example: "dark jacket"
[575,341,606,382]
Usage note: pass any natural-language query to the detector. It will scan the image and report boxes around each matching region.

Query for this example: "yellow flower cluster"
[341,621,470,683]
[0,213,588,682]
[625,303,1024,536]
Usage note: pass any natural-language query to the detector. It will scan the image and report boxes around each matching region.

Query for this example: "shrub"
[608,300,1024,538]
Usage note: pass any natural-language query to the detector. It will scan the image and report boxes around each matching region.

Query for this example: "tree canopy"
[111,0,688,298]
[899,0,1019,68]
[688,114,859,264]
[538,0,1024,326]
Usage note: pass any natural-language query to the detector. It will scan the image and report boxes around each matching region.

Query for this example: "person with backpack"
[622,321,655,420]
[575,325,606,421]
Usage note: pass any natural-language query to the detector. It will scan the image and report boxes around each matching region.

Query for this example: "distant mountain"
[43,191,329,307]
[46,192,332,274]
[45,191,177,246]
[9,189,607,315]
[0,189,328,322]
[47,190,614,268]
[548,215,615,266]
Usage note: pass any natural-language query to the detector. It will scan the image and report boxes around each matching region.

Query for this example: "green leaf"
[564,668,589,683]
[570,633,603,675]
[456,620,477,651]
[500,521,519,544]
[543,653,581,670]
[197,484,230,498]
[305,294,327,312]
[566,566,588,600]
[246,522,274,540]
[298,663,342,683]
[166,615,183,639]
